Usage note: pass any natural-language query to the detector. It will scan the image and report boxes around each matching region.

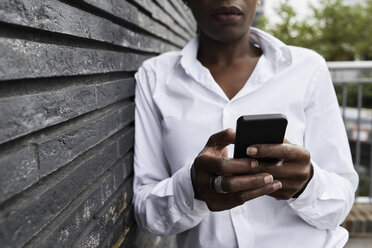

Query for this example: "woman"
[133,0,358,247]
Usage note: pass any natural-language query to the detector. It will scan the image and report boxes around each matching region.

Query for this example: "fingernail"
[264,175,273,184]
[247,147,258,156]
[273,182,282,190]
[251,160,258,168]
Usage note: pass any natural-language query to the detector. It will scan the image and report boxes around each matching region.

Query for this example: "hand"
[191,129,282,212]
[246,140,312,200]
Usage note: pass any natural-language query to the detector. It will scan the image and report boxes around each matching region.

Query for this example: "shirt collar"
[179,27,292,71]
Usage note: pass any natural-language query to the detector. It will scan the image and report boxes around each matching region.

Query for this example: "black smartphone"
[233,114,288,161]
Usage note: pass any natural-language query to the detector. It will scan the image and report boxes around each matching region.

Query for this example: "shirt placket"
[224,101,254,247]
[222,102,236,129]
[230,206,253,247]
[222,102,237,157]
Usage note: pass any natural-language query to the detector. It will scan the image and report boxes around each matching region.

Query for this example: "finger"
[259,160,311,184]
[247,143,309,161]
[197,154,259,174]
[255,159,288,178]
[206,128,235,150]
[206,181,282,211]
[249,158,284,170]
[224,181,282,206]
[269,188,296,200]
[221,173,274,193]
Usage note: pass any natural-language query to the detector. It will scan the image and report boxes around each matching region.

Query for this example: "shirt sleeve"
[288,58,359,230]
[132,62,210,236]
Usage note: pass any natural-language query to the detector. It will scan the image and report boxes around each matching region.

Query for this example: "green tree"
[259,0,372,196]
[258,0,372,108]
[258,0,372,61]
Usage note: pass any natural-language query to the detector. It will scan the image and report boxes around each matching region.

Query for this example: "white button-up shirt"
[133,28,358,248]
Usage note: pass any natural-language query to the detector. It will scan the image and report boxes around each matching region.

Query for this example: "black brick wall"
[0,1,195,247]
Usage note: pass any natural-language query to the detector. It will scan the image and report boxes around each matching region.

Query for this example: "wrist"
[191,163,197,194]
[292,163,314,198]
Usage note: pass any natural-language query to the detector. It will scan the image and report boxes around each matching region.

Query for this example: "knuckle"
[194,155,207,170]
[217,158,228,173]
[195,153,207,163]
[225,128,234,134]
[207,134,217,146]
[299,167,310,180]
[303,149,311,161]
[299,172,309,181]
[225,128,234,138]
[283,145,293,158]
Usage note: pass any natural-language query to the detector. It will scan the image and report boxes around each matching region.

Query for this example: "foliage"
[258,0,372,61]
[259,1,372,196]
[258,0,372,108]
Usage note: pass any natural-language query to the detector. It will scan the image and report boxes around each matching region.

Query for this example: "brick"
[117,127,135,158]
[72,179,133,248]
[96,78,135,109]
[94,206,134,248]
[0,145,38,205]
[0,0,177,53]
[0,139,120,247]
[169,0,196,29]
[0,86,96,145]
[37,103,134,176]
[0,38,149,80]
[26,152,133,248]
[131,0,194,38]
[151,0,194,36]
[81,0,188,44]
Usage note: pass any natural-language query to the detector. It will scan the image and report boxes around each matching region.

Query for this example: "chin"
[208,29,250,43]
[198,22,251,43]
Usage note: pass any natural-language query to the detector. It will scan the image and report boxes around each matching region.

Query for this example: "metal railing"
[328,61,372,202]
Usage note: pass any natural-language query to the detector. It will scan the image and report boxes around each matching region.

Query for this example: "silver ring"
[214,175,227,194]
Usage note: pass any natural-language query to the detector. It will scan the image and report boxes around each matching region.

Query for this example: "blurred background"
[256,0,372,246]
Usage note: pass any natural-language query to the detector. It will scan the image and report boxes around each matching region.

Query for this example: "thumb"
[206,128,235,150]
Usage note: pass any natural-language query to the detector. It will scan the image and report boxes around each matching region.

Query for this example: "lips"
[211,6,243,24]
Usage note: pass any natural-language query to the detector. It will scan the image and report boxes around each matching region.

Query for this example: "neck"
[197,30,260,67]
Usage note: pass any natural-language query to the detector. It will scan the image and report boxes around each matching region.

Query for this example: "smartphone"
[233,114,288,161]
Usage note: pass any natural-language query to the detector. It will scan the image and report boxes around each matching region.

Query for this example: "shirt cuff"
[172,162,210,216]
[288,160,327,209]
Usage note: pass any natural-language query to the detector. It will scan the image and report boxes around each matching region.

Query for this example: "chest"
[153,68,310,173]
[208,59,259,100]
